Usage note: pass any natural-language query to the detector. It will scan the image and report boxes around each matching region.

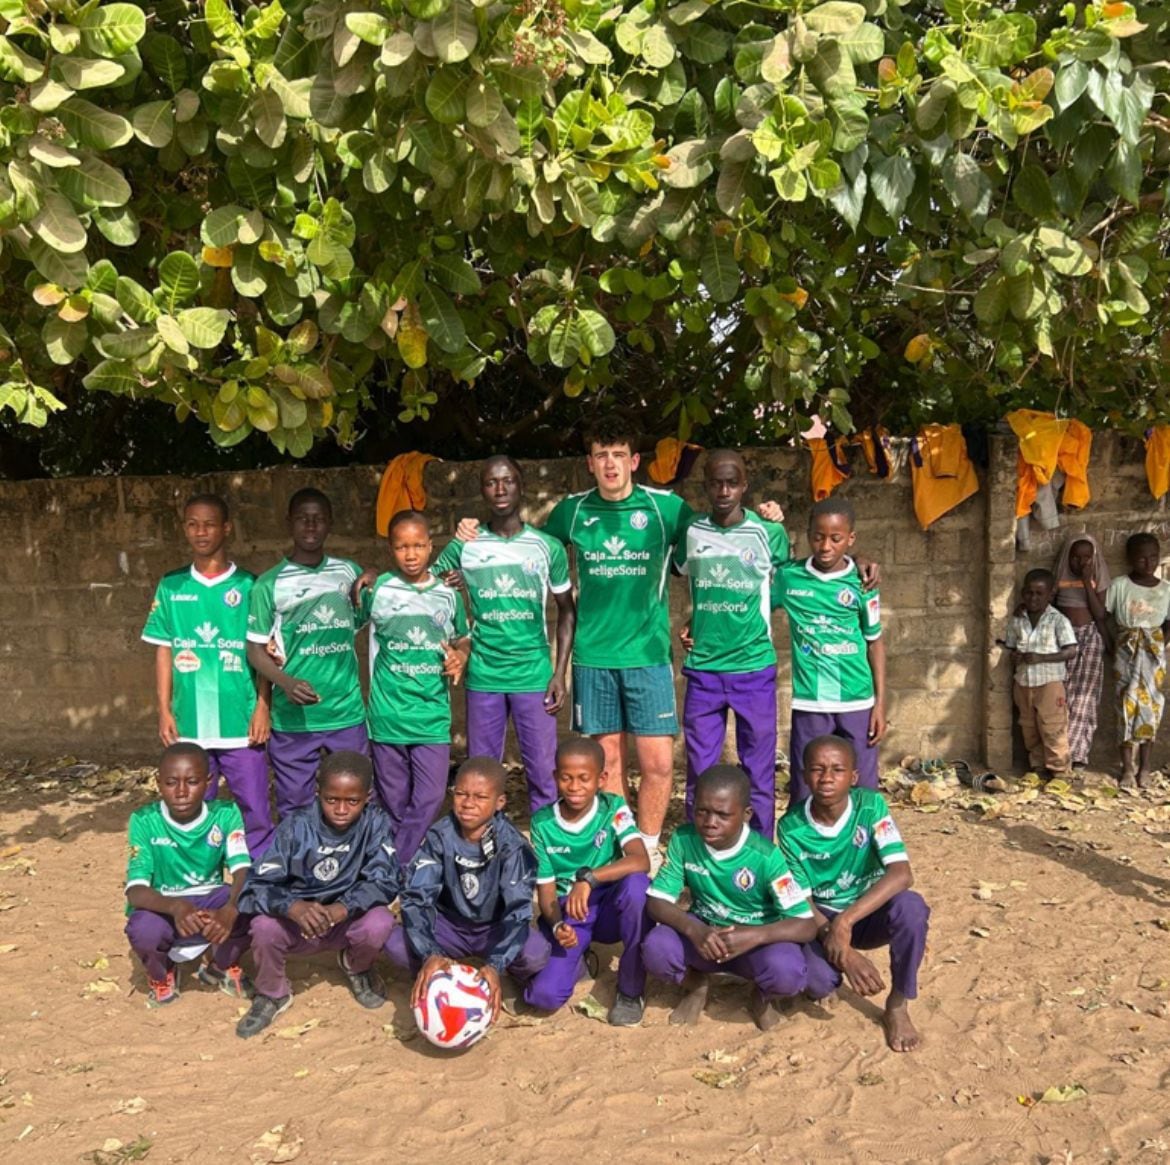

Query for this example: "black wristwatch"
[574,867,600,889]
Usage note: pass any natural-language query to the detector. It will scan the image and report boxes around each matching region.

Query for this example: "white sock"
[641,832,660,852]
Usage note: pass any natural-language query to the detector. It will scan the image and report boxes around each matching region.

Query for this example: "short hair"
[555,735,605,771]
[456,756,508,795]
[317,750,373,791]
[809,496,856,529]
[802,733,857,768]
[482,454,524,482]
[288,487,332,517]
[694,763,751,808]
[705,449,745,474]
[183,493,229,522]
[1023,568,1056,589]
[388,509,430,536]
[160,741,209,776]
[1127,532,1159,557]
[584,416,638,454]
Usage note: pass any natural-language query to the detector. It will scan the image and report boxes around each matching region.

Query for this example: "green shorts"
[572,664,679,736]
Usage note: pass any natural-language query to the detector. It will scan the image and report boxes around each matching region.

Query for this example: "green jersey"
[434,525,571,693]
[247,556,366,733]
[674,513,789,673]
[362,573,469,744]
[531,790,639,894]
[777,788,908,911]
[543,484,692,668]
[141,564,258,748]
[124,800,250,914]
[648,823,813,927]
[770,557,882,712]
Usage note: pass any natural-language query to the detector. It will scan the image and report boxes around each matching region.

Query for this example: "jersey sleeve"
[647,831,686,903]
[609,796,639,849]
[247,572,276,644]
[768,522,791,568]
[672,516,695,575]
[125,811,154,889]
[221,804,251,870]
[530,813,555,885]
[765,847,815,919]
[433,540,462,575]
[860,583,882,641]
[452,592,469,638]
[345,560,368,630]
[547,536,572,594]
[770,562,793,612]
[140,580,173,646]
[542,496,573,546]
[868,794,909,866]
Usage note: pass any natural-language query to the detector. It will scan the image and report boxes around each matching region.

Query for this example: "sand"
[2,760,1170,1164]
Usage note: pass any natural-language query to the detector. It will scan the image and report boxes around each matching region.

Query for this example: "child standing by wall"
[1106,533,1170,788]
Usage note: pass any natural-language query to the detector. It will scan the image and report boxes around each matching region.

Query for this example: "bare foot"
[748,986,787,1032]
[806,989,838,1009]
[669,971,709,1025]
[1137,767,1153,790]
[882,995,920,1053]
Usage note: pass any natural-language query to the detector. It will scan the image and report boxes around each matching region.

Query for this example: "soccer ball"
[412,962,494,1050]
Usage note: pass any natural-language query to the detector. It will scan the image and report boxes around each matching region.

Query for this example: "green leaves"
[157,252,200,315]
[870,154,915,220]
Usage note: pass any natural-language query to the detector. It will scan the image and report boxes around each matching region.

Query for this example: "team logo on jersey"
[852,825,869,848]
[582,517,600,527]
[174,649,201,673]
[770,873,805,909]
[603,536,626,556]
[311,602,336,626]
[431,611,449,630]
[874,817,901,845]
[740,548,758,567]
[227,829,246,849]
[313,856,340,882]
[407,626,430,645]
[206,824,224,847]
[709,564,731,583]
[866,595,880,623]
[593,829,607,849]
[522,558,540,576]
[460,872,480,899]
[613,806,635,833]
[194,621,219,645]
[734,866,756,891]
[629,510,649,530]
[837,588,856,608]
[495,575,516,593]
[223,588,242,608]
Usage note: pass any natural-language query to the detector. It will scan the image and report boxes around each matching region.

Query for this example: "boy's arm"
[866,637,887,744]
[484,843,536,974]
[153,646,178,746]
[399,835,445,961]
[338,827,401,918]
[202,865,249,944]
[237,823,297,917]
[546,588,576,715]
[125,885,201,933]
[245,640,319,705]
[248,677,272,745]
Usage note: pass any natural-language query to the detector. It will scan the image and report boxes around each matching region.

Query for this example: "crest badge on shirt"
[852,824,868,849]
[313,856,340,882]
[734,867,756,891]
[460,872,480,899]
[523,557,540,576]
[223,588,242,608]
[740,548,758,567]
[593,829,608,849]
[629,510,649,530]
[837,587,856,608]
[206,824,224,847]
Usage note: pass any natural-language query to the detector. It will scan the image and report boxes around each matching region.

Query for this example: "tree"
[0,0,1166,472]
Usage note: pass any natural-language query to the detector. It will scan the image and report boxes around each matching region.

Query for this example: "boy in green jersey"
[362,510,470,862]
[771,497,887,806]
[643,765,816,1030]
[141,494,274,857]
[523,736,650,1025]
[124,743,253,1008]
[777,735,929,1052]
[676,452,789,837]
[247,488,369,822]
[435,455,576,814]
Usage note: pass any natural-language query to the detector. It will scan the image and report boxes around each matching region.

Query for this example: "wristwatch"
[574,867,600,889]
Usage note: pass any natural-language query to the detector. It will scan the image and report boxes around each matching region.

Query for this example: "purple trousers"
[803,891,930,1001]
[384,912,550,982]
[524,874,650,1008]
[204,746,274,858]
[466,689,557,813]
[268,725,370,820]
[642,917,807,999]
[787,707,878,807]
[683,666,777,835]
[125,886,250,982]
[370,742,450,864]
[249,907,395,999]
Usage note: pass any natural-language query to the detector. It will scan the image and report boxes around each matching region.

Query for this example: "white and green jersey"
[141,564,257,748]
[362,573,469,744]
[648,823,813,927]
[777,788,908,911]
[247,556,365,733]
[434,525,571,693]
[124,800,249,914]
[770,557,882,712]
[675,513,790,673]
[543,484,692,668]
[531,790,639,895]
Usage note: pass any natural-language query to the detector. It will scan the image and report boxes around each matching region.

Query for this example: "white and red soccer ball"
[412,963,493,1050]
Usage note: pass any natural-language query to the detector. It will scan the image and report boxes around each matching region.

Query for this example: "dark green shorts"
[572,664,678,736]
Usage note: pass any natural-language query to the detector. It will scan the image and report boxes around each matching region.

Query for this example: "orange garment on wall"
[375,451,436,537]
[807,436,851,500]
[1006,410,1092,518]
[647,438,702,485]
[1145,427,1170,502]
[909,423,979,529]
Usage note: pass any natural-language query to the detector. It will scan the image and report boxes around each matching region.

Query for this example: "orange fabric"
[1057,420,1092,510]
[1006,410,1092,516]
[910,424,979,530]
[375,452,436,537]
[647,437,701,485]
[807,437,850,501]
[1146,426,1170,502]
[855,426,893,479]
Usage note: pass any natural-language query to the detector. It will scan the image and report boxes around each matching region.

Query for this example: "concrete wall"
[0,433,1164,774]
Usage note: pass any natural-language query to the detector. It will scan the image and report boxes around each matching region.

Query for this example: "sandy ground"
[2,760,1170,1165]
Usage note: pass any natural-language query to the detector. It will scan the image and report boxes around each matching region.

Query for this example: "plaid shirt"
[1005,606,1077,687]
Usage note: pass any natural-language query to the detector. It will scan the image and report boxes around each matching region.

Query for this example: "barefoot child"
[1003,569,1077,780]
[643,765,816,1030]
[235,751,399,1038]
[524,736,650,1025]
[361,509,470,862]
[1106,533,1170,787]
[777,735,930,1053]
[385,758,550,1024]
[124,743,252,1007]
[141,494,274,856]
[246,488,369,820]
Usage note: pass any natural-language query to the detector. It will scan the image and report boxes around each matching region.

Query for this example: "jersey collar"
[801,556,855,582]
[188,563,237,588]
[803,794,855,838]
[553,796,601,834]
[703,823,751,862]
[160,803,210,832]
